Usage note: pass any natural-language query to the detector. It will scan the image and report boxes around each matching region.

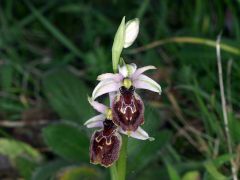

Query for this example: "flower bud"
[123,18,139,48]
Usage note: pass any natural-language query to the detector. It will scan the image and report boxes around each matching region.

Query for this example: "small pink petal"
[131,65,156,80]
[88,97,108,114]
[119,127,151,140]
[97,73,123,82]
[92,79,121,100]
[133,74,161,94]
[84,114,105,128]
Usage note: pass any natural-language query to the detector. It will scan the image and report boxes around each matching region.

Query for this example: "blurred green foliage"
[0,0,240,179]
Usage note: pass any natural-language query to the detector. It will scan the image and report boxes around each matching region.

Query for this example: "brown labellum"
[112,86,144,131]
[90,120,121,167]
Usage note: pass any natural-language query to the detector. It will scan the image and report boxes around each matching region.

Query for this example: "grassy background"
[0,0,240,179]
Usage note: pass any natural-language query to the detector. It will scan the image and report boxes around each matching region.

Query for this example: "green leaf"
[43,70,93,123]
[204,161,227,180]
[15,156,38,180]
[0,138,42,162]
[42,123,89,162]
[182,171,200,180]
[128,130,172,173]
[112,16,125,72]
[32,160,71,180]
[166,163,181,180]
[127,106,172,176]
[0,138,41,180]
[58,166,101,180]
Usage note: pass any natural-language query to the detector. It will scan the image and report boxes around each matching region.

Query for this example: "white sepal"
[97,73,123,82]
[92,79,121,100]
[84,114,105,128]
[119,127,151,140]
[131,65,156,79]
[88,97,108,114]
[133,74,162,94]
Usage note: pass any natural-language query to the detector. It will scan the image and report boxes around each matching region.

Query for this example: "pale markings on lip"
[98,145,103,150]
[106,138,112,145]
[120,99,136,115]
[95,132,113,145]
[95,136,103,143]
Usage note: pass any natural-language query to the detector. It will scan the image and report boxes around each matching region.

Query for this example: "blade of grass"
[23,0,84,59]
[216,34,238,180]
[136,0,149,19]
[128,37,240,56]
[193,79,219,137]
[17,0,56,28]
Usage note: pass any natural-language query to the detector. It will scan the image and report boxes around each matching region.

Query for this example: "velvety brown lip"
[89,119,121,167]
[90,128,121,167]
[112,86,144,131]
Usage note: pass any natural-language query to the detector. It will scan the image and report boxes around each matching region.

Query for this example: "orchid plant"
[84,17,162,180]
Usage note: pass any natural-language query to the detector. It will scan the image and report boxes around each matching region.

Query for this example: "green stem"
[127,36,240,56]
[110,163,118,180]
[117,135,128,180]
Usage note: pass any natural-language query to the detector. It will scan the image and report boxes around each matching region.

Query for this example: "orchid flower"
[90,119,121,167]
[84,98,151,140]
[84,98,152,167]
[86,17,161,170]
[91,63,161,131]
[92,63,161,100]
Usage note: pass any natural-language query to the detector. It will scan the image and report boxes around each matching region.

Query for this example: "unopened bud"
[123,18,139,48]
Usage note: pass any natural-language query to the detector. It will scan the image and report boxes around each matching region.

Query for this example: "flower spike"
[87,17,161,168]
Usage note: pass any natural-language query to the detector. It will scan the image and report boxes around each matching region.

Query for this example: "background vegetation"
[0,0,240,179]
